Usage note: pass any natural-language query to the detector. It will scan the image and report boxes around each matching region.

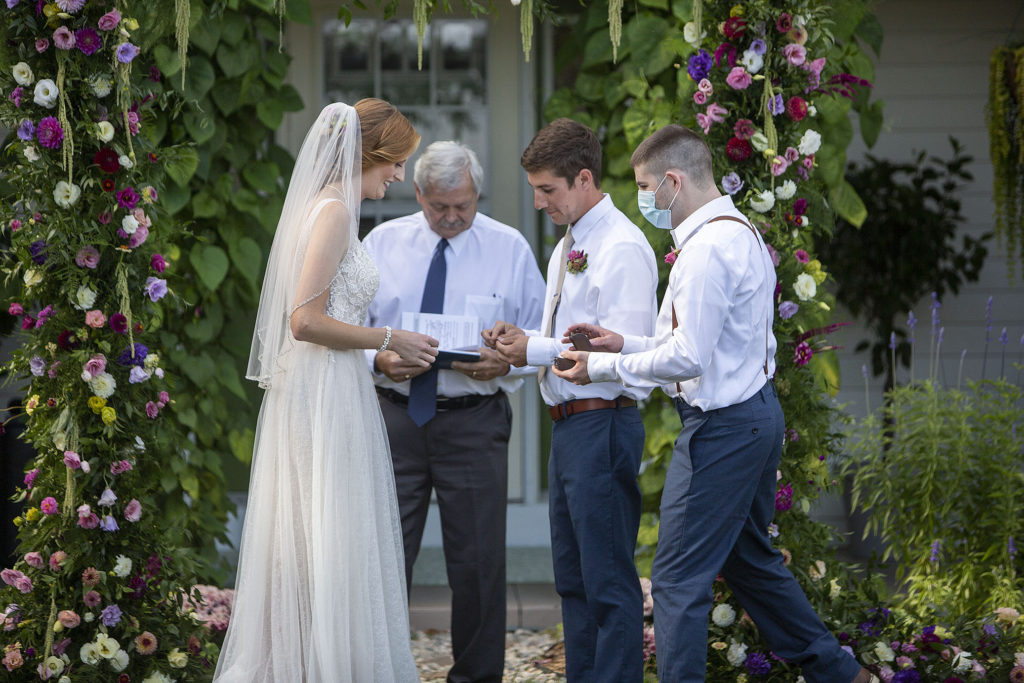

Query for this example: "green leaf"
[229,429,255,464]
[160,182,190,216]
[815,94,851,124]
[574,72,604,103]
[219,12,248,46]
[216,356,248,401]
[247,0,275,11]
[217,40,260,79]
[543,88,576,121]
[190,19,222,55]
[179,471,200,500]
[829,179,867,228]
[808,349,841,396]
[854,12,884,57]
[190,244,230,291]
[859,99,884,149]
[582,29,614,69]
[229,236,264,286]
[242,161,281,192]
[153,44,182,77]
[624,15,672,77]
[231,188,262,217]
[256,99,284,129]
[181,55,216,101]
[638,0,668,9]
[285,0,313,24]
[277,84,304,112]
[183,109,216,145]
[164,147,199,186]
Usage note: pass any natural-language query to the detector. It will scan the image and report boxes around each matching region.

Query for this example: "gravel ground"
[411,629,566,682]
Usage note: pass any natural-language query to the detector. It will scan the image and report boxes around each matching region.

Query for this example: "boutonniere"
[566,249,588,274]
[664,247,681,265]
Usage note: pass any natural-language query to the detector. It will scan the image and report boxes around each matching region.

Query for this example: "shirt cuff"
[526,335,563,367]
[587,352,619,383]
[620,334,649,355]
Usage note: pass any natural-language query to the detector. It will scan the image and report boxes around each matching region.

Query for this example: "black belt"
[376,387,496,411]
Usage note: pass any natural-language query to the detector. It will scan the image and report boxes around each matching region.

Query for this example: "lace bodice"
[326,239,380,325]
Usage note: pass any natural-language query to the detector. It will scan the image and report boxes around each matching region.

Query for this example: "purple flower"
[109,312,128,334]
[793,341,813,366]
[9,86,23,108]
[128,575,147,599]
[98,487,117,507]
[768,93,785,116]
[749,39,767,55]
[930,292,941,331]
[775,483,793,511]
[889,331,896,350]
[1000,327,1009,345]
[52,26,75,50]
[6,0,22,8]
[24,469,38,488]
[721,172,744,195]
[55,0,85,10]
[36,116,64,149]
[907,310,917,343]
[930,540,940,563]
[892,671,921,683]
[778,301,798,320]
[99,604,122,627]
[1009,536,1017,558]
[16,119,34,141]
[97,9,120,30]
[744,652,771,675]
[75,245,100,268]
[151,253,166,272]
[116,186,140,210]
[35,37,49,52]
[117,343,149,368]
[29,240,48,264]
[129,367,150,383]
[75,27,101,56]
[29,356,46,376]
[144,276,168,302]
[687,49,712,82]
[99,514,119,532]
[115,42,139,63]
[984,623,997,636]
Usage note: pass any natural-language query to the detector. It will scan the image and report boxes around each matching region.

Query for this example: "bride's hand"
[388,329,439,368]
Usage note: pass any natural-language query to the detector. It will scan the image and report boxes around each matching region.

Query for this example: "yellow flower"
[933,625,953,639]
[125,17,139,30]
[45,342,57,355]
[25,507,41,523]
[763,148,777,160]
[994,607,1020,626]
[711,641,727,650]
[101,407,117,425]
[167,647,188,668]
[729,5,744,17]
[12,516,23,527]
[42,3,58,18]
[88,396,106,414]
[25,395,40,415]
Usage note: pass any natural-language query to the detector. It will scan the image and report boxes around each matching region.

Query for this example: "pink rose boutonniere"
[566,249,588,274]
[664,247,681,265]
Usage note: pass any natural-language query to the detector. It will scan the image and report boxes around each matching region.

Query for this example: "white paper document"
[401,312,481,352]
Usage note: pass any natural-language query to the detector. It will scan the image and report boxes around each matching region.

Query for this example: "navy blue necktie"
[407,238,448,426]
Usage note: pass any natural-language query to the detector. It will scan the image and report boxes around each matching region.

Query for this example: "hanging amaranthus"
[175,0,190,87]
[414,0,431,69]
[986,44,1024,280]
[608,0,622,62]
[520,0,534,61]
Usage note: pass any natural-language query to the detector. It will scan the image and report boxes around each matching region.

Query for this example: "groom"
[553,124,872,683]
[485,118,658,683]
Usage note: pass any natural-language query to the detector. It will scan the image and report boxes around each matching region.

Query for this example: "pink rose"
[159,391,170,403]
[97,9,121,30]
[35,38,49,53]
[49,551,67,571]
[783,43,806,66]
[75,246,100,268]
[697,78,713,95]
[771,156,790,176]
[124,499,142,522]
[132,207,152,229]
[63,450,82,469]
[23,552,43,569]
[57,610,80,628]
[145,401,159,419]
[785,146,800,163]
[127,223,149,248]
[706,102,728,123]
[802,155,815,169]
[725,66,752,89]
[85,310,107,328]
[693,90,707,105]
[40,497,58,515]
[8,303,23,316]
[696,113,711,135]
[664,251,677,265]
[83,590,101,607]
[82,354,106,378]
[2,648,22,671]
[77,504,99,529]
[13,577,33,594]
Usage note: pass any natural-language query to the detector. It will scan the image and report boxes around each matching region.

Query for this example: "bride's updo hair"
[354,98,420,171]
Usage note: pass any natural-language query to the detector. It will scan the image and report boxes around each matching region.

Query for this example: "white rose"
[798,129,822,156]
[794,273,817,301]
[775,180,797,200]
[749,190,775,213]
[726,642,748,667]
[711,603,736,628]
[167,647,188,668]
[683,21,705,46]
[80,642,100,665]
[110,648,130,671]
[42,656,65,676]
[118,154,134,169]
[808,559,827,581]
[750,132,769,152]
[807,104,818,117]
[121,214,139,235]
[74,285,97,311]
[113,554,132,577]
[96,120,115,142]
[23,145,40,162]
[13,62,34,86]
[53,180,82,208]
[90,74,113,98]
[33,79,59,108]
[95,633,120,659]
[952,652,973,673]
[740,50,763,74]
[23,269,43,288]
[91,372,117,399]
[874,641,895,662]
[83,611,94,622]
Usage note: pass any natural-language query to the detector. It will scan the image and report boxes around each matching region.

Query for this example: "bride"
[214,100,437,682]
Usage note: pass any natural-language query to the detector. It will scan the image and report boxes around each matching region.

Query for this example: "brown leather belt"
[548,397,636,422]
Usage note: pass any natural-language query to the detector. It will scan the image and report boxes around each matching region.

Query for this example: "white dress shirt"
[364,210,546,398]
[587,195,777,411]
[524,194,658,406]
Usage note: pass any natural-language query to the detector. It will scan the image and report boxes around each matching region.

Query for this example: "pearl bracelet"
[378,325,392,352]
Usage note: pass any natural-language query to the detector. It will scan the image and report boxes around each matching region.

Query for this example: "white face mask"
[637,174,680,230]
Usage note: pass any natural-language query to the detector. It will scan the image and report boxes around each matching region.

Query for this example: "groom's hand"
[495,333,529,367]
[450,347,510,381]
[374,350,431,383]
[551,350,591,385]
[481,320,522,349]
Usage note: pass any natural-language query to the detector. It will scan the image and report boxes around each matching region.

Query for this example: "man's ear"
[413,182,424,205]
[577,168,595,190]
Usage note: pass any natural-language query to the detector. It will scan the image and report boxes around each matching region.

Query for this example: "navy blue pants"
[549,404,645,683]
[652,381,861,682]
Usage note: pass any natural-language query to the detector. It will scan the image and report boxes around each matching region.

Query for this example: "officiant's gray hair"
[413,141,484,196]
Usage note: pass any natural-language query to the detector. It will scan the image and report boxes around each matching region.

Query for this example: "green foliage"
[819,138,990,389]
[842,378,1024,621]
[987,45,1024,281]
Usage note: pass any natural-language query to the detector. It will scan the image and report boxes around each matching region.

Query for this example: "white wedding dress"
[214,232,420,682]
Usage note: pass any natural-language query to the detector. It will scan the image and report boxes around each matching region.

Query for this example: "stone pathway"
[411,629,566,682]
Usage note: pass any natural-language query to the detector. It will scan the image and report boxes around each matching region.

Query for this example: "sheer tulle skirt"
[214,346,419,682]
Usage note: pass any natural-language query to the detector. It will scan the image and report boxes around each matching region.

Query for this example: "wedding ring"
[404,374,411,380]
[472,371,477,378]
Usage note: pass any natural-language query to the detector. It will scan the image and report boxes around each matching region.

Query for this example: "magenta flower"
[794,341,813,366]
[52,26,75,50]
[145,401,159,419]
[77,505,99,529]
[733,118,755,140]
[8,303,23,316]
[783,43,807,66]
[116,186,140,210]
[126,110,140,135]
[110,460,132,475]
[75,245,100,268]
[82,353,107,378]
[40,497,59,515]
[693,90,707,105]
[159,390,170,404]
[115,42,139,63]
[151,253,166,272]
[775,482,793,511]
[566,249,588,275]
[771,156,789,177]
[127,223,149,248]
[110,312,128,333]
[23,469,38,488]
[36,116,64,149]
[794,249,810,264]
[124,499,141,522]
[75,27,101,56]
[8,86,23,108]
[725,66,752,89]
[664,250,678,266]
[97,8,121,30]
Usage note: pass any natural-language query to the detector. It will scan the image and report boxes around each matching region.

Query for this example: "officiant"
[363,140,546,683]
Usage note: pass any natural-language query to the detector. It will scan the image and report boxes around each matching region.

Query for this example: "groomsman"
[485,118,658,683]
[553,124,873,683]
[363,140,545,683]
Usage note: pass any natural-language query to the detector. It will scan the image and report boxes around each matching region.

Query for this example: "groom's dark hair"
[520,118,602,189]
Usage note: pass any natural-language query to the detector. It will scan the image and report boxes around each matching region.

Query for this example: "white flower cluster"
[79,632,129,672]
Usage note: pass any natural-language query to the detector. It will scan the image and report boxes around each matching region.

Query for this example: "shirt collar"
[419,211,475,257]
[671,195,737,247]
[569,194,613,239]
